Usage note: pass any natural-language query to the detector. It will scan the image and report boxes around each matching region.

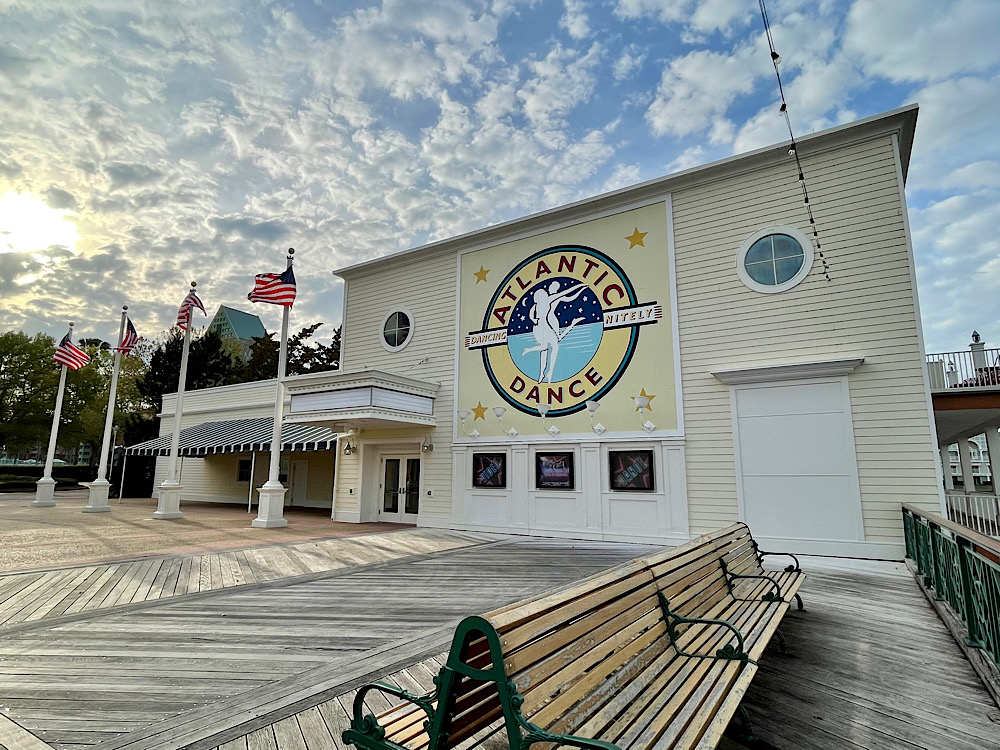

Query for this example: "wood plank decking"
[0,533,655,750]
[1,532,998,750]
[0,529,488,629]
[198,558,1000,750]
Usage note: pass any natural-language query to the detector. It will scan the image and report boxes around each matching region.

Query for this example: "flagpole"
[85,306,128,513]
[155,283,197,520]
[34,323,74,507]
[253,248,294,528]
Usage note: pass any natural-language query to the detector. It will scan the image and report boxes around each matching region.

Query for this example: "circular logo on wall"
[464,245,662,416]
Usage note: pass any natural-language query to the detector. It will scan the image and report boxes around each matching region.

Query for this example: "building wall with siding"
[671,134,939,544]
[153,380,334,508]
[339,252,458,520]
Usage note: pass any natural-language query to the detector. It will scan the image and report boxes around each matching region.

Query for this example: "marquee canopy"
[125,417,337,457]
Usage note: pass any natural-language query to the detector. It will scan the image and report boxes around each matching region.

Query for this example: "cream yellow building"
[146,105,944,558]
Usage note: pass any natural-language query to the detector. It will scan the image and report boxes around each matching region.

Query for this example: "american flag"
[115,316,139,356]
[248,266,296,307]
[53,332,90,371]
[176,290,206,331]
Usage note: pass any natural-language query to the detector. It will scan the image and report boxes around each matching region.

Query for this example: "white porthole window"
[380,308,414,352]
[736,226,814,294]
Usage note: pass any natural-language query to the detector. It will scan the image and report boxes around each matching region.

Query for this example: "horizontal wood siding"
[672,135,939,544]
[160,380,279,429]
[341,252,458,519]
[153,450,334,506]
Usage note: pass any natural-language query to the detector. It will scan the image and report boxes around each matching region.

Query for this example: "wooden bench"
[343,523,805,750]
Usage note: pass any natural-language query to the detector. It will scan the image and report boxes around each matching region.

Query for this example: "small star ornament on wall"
[625,227,647,249]
[633,388,656,412]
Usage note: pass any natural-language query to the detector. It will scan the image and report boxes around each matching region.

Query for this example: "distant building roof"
[209,306,267,342]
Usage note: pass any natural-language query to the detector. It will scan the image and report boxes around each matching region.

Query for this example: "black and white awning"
[125,417,337,457]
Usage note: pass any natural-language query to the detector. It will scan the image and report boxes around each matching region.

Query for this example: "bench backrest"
[430,523,756,749]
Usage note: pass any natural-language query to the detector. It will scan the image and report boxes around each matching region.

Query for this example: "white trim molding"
[735,225,815,294]
[380,307,415,352]
[712,357,865,385]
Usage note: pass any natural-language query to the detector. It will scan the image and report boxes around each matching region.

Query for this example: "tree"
[133,328,246,438]
[0,332,110,459]
[0,332,61,453]
[243,323,341,382]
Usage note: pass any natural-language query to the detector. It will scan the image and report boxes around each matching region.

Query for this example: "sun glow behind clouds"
[0,192,79,256]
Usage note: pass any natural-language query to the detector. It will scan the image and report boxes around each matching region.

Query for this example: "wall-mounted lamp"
[421,440,434,453]
[585,400,605,435]
[492,406,517,438]
[537,404,559,437]
[342,436,357,455]
[457,409,479,438]
[633,396,656,433]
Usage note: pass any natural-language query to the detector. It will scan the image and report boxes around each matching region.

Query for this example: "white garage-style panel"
[733,378,865,549]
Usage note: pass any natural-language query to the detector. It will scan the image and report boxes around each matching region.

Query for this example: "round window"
[381,309,413,351]
[736,226,814,293]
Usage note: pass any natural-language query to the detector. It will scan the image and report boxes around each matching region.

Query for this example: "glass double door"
[381,455,420,524]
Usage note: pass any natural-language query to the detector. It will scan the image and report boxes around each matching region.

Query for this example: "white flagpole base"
[252,483,288,528]
[33,478,57,507]
[83,480,112,513]
[154,482,184,520]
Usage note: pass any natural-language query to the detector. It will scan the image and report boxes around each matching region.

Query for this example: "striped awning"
[125,417,337,457]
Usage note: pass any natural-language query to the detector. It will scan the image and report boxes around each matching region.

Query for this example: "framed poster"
[472,453,507,489]
[609,450,655,492]
[536,452,575,490]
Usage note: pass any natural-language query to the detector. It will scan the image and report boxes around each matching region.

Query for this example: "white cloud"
[613,0,754,35]
[645,46,763,139]
[844,0,1000,83]
[665,145,706,174]
[518,42,603,148]
[612,44,646,81]
[560,0,590,40]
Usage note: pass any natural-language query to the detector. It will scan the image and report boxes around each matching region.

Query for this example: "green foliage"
[243,323,341,382]
[0,331,118,457]
[0,331,60,452]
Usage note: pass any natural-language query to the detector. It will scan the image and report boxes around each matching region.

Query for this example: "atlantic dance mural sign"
[458,202,679,437]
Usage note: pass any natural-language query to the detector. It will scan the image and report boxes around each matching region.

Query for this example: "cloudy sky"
[0,0,997,354]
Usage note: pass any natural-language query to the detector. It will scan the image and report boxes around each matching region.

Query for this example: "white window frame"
[380,307,415,352]
[736,225,814,294]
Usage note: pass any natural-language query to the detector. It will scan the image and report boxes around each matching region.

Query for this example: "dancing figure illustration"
[522,280,587,382]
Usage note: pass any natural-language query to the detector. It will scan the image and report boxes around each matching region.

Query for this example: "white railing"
[945,492,1000,539]
[926,348,1000,389]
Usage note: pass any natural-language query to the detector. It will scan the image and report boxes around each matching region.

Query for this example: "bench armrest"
[343,682,435,748]
[512,698,621,750]
[720,559,785,603]
[751,539,801,572]
[758,550,802,573]
[657,592,755,665]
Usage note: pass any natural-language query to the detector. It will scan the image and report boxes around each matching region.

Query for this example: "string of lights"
[758,0,832,282]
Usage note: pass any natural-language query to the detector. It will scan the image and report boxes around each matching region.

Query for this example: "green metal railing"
[903,505,1000,671]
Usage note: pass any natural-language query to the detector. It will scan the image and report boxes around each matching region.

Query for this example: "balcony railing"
[945,492,1000,539]
[926,348,1000,389]
[903,505,1000,680]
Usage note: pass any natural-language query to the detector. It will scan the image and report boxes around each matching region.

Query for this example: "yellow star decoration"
[471,402,488,420]
[625,227,647,249]
[474,265,490,283]
[634,388,656,412]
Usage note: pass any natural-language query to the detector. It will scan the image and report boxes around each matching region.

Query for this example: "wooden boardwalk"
[1,533,998,750]
[0,528,486,629]
[185,557,1000,750]
[0,534,655,750]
